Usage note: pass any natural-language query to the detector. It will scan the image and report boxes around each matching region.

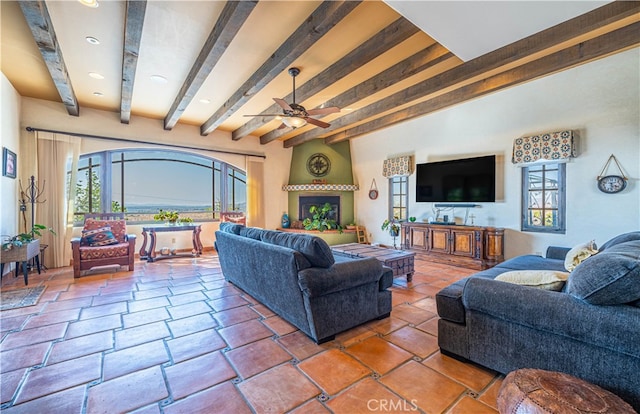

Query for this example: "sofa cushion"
[219,222,243,235]
[564,240,598,272]
[497,255,567,272]
[495,270,569,291]
[260,231,335,268]
[599,231,640,252]
[82,226,118,247]
[79,242,130,259]
[238,226,265,240]
[567,240,640,305]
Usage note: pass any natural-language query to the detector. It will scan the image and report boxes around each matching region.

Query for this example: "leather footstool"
[497,368,635,413]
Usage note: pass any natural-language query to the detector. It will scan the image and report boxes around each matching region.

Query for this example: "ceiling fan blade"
[305,117,331,128]
[306,106,340,116]
[273,98,293,111]
[243,114,282,117]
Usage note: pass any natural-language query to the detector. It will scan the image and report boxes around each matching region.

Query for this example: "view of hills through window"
[73,150,246,223]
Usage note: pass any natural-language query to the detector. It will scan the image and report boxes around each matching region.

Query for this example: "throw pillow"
[564,240,598,272]
[82,226,118,247]
[495,270,570,291]
[567,240,640,305]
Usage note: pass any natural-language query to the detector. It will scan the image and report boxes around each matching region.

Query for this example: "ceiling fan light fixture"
[282,116,307,129]
[78,0,99,8]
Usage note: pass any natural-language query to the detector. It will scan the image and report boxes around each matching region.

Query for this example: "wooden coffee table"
[331,243,415,281]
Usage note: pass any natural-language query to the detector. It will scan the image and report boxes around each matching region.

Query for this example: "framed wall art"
[3,147,16,179]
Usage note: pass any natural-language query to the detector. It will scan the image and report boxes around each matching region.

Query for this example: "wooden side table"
[139,224,203,262]
[0,239,41,285]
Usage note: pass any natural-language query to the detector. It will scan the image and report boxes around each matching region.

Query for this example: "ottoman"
[497,369,635,414]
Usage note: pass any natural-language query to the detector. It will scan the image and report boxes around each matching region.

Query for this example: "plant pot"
[1,239,40,263]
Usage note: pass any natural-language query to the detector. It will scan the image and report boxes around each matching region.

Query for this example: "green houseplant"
[2,224,56,251]
[153,209,193,225]
[381,216,401,249]
[303,203,343,233]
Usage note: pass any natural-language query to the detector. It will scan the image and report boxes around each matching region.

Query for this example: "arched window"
[73,149,246,224]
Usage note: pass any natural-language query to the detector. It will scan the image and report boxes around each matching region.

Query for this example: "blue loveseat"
[215,223,393,343]
[436,232,640,410]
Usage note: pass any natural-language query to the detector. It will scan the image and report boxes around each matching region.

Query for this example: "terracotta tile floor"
[0,254,503,413]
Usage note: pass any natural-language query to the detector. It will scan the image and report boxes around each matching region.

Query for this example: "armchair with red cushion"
[71,213,136,278]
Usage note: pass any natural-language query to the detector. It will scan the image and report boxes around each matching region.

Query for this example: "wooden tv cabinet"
[401,222,504,270]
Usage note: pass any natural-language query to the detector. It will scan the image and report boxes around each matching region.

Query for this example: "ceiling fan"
[245,67,340,129]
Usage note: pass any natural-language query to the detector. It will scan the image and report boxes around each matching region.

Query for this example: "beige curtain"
[246,156,265,228]
[36,132,80,268]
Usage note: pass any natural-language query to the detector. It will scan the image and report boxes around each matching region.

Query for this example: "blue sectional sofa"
[436,232,640,410]
[215,223,393,343]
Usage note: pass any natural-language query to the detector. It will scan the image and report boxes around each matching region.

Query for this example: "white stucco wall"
[351,48,640,258]
[1,73,22,275]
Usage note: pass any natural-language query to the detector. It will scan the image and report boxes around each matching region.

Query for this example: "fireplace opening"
[299,195,340,223]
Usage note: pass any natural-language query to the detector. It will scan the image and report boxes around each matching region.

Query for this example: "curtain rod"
[25,126,267,159]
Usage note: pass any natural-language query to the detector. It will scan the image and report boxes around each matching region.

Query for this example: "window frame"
[521,162,566,233]
[388,175,409,220]
[73,149,246,224]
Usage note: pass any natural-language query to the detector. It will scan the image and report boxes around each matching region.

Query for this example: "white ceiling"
[384,1,612,61]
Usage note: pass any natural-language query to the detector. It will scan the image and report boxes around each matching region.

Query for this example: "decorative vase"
[281,213,290,229]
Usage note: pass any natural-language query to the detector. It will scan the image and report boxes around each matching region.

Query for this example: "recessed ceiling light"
[150,75,167,84]
[86,36,100,45]
[78,0,99,8]
[93,92,103,97]
[199,98,211,104]
[88,72,104,80]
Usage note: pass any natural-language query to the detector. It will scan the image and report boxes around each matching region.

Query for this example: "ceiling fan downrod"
[288,67,300,104]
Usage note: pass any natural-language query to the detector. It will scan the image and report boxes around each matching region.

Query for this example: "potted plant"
[153,210,194,225]
[303,203,343,233]
[381,216,401,249]
[2,224,55,251]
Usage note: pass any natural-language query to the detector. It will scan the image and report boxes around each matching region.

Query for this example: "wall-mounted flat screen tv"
[416,155,496,202]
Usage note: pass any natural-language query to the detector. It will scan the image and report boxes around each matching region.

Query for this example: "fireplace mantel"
[282,184,359,192]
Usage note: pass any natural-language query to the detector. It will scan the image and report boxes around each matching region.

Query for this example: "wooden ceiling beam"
[324,22,640,144]
[200,0,361,136]
[18,0,79,116]
[120,0,147,124]
[283,1,640,147]
[279,44,454,147]
[232,17,420,141]
[164,1,257,130]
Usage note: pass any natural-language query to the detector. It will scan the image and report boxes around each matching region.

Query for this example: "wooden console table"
[1,239,41,285]
[139,224,203,262]
[401,222,504,270]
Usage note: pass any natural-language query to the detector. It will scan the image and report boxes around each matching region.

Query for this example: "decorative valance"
[512,130,576,164]
[382,155,413,178]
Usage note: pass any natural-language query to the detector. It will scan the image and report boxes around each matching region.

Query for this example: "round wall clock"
[597,175,627,194]
[369,179,378,200]
[307,153,330,177]
[596,155,628,194]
